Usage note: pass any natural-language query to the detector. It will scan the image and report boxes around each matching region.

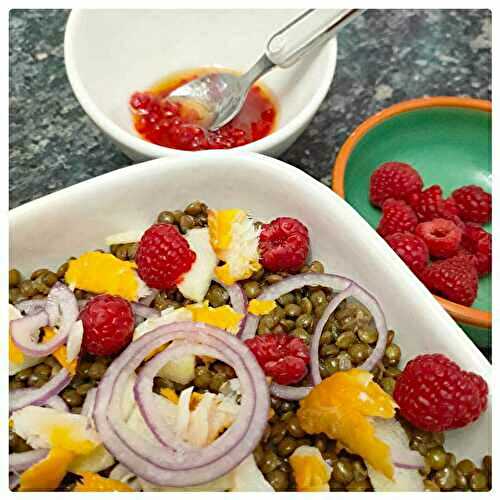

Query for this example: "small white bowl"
[64,9,338,161]
[10,152,491,464]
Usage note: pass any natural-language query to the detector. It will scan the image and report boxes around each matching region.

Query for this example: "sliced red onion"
[81,387,97,418]
[139,291,157,307]
[11,283,78,357]
[45,282,79,333]
[394,461,424,470]
[240,273,351,341]
[310,285,355,385]
[214,280,247,336]
[351,286,388,372]
[310,283,388,382]
[9,449,49,472]
[46,395,69,412]
[93,321,269,487]
[15,299,47,315]
[269,383,311,400]
[131,302,160,319]
[9,368,71,413]
[10,311,51,357]
[109,463,141,491]
[66,320,84,362]
[9,472,20,491]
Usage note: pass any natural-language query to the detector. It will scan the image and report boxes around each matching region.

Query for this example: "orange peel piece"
[43,327,77,375]
[9,335,25,364]
[297,369,396,479]
[74,472,134,492]
[19,448,75,492]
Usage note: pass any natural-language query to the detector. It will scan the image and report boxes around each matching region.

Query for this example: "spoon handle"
[265,9,363,68]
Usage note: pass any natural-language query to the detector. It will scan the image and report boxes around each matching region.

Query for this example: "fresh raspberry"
[259,217,309,272]
[394,354,488,432]
[377,199,418,238]
[407,185,460,223]
[385,232,429,275]
[244,333,310,385]
[369,162,423,208]
[452,185,492,224]
[421,255,478,306]
[136,223,196,289]
[80,294,134,356]
[415,218,462,258]
[462,224,492,276]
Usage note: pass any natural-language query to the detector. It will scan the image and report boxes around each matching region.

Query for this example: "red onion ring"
[9,449,49,472]
[10,473,20,491]
[11,283,78,357]
[269,383,311,400]
[15,299,47,315]
[81,387,97,418]
[45,282,79,331]
[139,290,157,307]
[240,273,351,341]
[9,368,71,413]
[310,285,356,385]
[214,280,247,336]
[109,463,141,491]
[46,395,69,412]
[66,320,84,362]
[135,342,248,453]
[131,302,160,319]
[93,321,269,487]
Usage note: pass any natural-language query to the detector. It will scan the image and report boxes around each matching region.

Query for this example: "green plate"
[342,106,491,348]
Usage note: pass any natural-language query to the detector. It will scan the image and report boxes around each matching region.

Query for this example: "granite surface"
[9,9,491,208]
[9,10,491,358]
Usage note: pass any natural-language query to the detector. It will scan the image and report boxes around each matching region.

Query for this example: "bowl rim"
[64,9,338,158]
[331,96,492,329]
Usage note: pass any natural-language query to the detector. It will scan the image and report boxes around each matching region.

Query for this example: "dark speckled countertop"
[9,10,491,358]
[9,9,491,208]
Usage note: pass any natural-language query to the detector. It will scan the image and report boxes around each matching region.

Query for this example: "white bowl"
[64,9,338,162]
[9,152,491,465]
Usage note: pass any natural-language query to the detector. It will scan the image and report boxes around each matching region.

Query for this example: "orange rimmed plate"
[332,97,491,346]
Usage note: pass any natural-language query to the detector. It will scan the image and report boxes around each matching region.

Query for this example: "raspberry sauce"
[130,68,277,151]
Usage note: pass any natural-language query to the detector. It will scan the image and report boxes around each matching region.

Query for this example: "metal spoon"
[169,9,363,131]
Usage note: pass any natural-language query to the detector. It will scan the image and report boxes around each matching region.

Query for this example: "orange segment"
[19,448,75,491]
[65,251,139,301]
[74,472,134,492]
[186,302,243,334]
[207,209,242,251]
[289,446,331,492]
[160,387,179,404]
[247,299,277,315]
[297,369,396,479]
[9,335,24,364]
[43,327,77,375]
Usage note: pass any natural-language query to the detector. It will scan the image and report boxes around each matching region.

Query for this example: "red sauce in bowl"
[130,68,277,151]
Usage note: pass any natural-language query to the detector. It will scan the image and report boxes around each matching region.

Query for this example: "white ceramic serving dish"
[64,9,338,162]
[9,152,491,464]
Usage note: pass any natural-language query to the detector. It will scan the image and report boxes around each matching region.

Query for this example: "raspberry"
[415,218,462,258]
[369,162,423,208]
[80,294,134,356]
[244,333,310,385]
[452,185,492,224]
[407,185,460,223]
[136,223,196,289]
[259,217,309,272]
[377,199,418,238]
[385,232,429,274]
[462,224,492,276]
[394,354,488,432]
[421,255,478,306]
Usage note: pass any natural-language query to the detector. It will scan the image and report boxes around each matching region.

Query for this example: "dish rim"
[64,9,338,158]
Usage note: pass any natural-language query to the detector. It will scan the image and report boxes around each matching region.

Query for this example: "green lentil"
[243,281,261,299]
[332,458,354,484]
[9,269,21,288]
[336,330,356,349]
[157,211,176,224]
[206,284,229,307]
[433,466,456,490]
[266,469,289,491]
[469,470,488,491]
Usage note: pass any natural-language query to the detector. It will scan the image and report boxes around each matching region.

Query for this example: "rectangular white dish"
[9,151,491,464]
